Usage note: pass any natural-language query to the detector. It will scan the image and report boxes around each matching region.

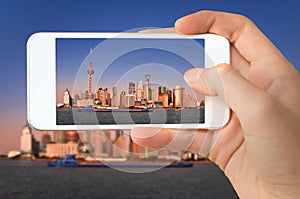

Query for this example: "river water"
[57,108,205,125]
[0,159,238,199]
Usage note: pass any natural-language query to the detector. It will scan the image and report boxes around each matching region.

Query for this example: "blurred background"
[0,1,299,198]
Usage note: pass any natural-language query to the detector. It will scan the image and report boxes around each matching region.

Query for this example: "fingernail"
[184,68,203,83]
[131,127,162,139]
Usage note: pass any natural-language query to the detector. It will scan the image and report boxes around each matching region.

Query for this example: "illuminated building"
[106,91,111,106]
[98,88,107,106]
[148,88,154,101]
[63,88,72,108]
[119,91,126,108]
[167,89,173,105]
[111,87,118,107]
[128,81,135,95]
[143,80,148,100]
[20,123,39,156]
[143,75,150,100]
[184,94,197,108]
[173,86,185,108]
[136,81,143,101]
[87,48,94,99]
[125,94,135,107]
[158,93,169,107]
[158,86,166,96]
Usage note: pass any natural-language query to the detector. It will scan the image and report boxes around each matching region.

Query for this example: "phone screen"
[56,38,205,125]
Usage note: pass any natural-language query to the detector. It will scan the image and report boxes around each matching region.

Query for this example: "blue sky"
[0,0,300,153]
[56,38,204,102]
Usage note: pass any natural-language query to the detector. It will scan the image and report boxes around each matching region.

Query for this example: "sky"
[56,38,204,102]
[0,0,300,154]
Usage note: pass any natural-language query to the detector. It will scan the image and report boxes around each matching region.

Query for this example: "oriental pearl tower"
[87,48,94,99]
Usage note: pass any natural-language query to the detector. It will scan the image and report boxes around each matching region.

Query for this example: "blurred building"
[40,132,52,152]
[20,124,39,157]
[66,131,79,143]
[46,142,78,158]
[53,131,67,144]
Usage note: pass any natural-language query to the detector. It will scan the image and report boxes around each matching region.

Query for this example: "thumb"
[184,63,271,124]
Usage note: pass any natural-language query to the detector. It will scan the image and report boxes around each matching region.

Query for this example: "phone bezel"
[27,32,230,130]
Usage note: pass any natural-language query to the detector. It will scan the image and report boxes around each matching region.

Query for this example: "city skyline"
[56,38,205,103]
[58,74,201,109]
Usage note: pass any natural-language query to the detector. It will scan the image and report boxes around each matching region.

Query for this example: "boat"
[48,155,193,168]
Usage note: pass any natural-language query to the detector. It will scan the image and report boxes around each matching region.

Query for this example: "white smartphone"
[27,32,229,130]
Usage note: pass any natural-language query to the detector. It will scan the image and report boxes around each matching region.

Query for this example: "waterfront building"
[173,86,185,108]
[154,101,163,108]
[158,86,167,96]
[78,131,106,157]
[136,81,143,101]
[40,132,52,152]
[63,88,72,108]
[81,91,88,100]
[125,94,135,107]
[111,96,118,107]
[46,142,78,158]
[111,87,118,107]
[112,86,117,97]
[158,93,169,107]
[75,99,94,107]
[96,88,109,107]
[20,124,39,156]
[166,89,173,105]
[128,81,135,95]
[66,131,79,142]
[148,88,154,101]
[143,80,149,100]
[87,48,94,99]
[106,91,111,106]
[183,94,197,108]
[73,94,80,105]
[119,91,126,108]
[53,131,67,144]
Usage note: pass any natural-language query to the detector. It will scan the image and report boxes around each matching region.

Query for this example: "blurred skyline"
[1,0,300,154]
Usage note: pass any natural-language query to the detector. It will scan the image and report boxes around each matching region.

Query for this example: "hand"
[131,10,300,199]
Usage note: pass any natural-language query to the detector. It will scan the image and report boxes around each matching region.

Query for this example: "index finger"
[175,10,285,65]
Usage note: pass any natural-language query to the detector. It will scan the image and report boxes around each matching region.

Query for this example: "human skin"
[131,11,300,199]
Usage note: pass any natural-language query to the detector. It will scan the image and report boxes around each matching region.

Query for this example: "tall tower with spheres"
[87,48,94,99]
